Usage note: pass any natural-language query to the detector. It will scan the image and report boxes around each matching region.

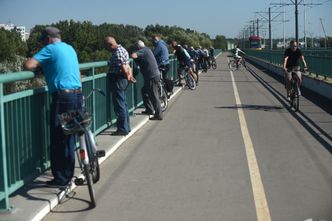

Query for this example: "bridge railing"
[0,56,179,211]
[245,49,332,79]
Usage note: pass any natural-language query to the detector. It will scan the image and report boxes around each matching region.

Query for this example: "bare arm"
[24,58,40,70]
[283,56,288,71]
[301,55,308,70]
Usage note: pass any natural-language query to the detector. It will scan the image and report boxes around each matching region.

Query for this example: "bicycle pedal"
[95,150,105,158]
[74,178,84,186]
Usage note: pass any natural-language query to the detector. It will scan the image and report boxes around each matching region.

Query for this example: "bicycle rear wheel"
[212,61,217,70]
[185,73,196,90]
[85,132,100,183]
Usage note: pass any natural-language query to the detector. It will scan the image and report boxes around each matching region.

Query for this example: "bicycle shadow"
[215,104,284,112]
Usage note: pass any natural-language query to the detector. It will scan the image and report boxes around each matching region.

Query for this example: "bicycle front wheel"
[185,73,196,90]
[293,85,299,111]
[85,132,100,183]
[84,164,96,208]
[229,60,237,71]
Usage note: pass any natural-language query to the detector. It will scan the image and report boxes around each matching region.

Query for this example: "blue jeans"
[109,75,131,133]
[50,92,83,184]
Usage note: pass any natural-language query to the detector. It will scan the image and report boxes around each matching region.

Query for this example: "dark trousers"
[110,76,131,133]
[142,76,162,118]
[50,92,83,184]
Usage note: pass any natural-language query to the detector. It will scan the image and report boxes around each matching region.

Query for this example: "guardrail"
[245,49,332,79]
[0,56,179,211]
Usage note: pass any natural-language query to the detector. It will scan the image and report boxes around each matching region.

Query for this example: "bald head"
[104,36,118,51]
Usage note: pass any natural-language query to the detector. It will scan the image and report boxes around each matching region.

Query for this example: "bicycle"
[210,56,217,70]
[59,89,106,208]
[228,56,246,71]
[288,70,305,111]
[183,67,197,90]
[158,73,168,112]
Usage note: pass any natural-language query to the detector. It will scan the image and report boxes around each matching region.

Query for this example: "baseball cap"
[39,27,61,41]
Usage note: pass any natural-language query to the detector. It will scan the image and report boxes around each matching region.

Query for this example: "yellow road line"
[230,69,272,221]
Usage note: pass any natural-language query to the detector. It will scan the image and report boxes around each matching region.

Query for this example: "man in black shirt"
[283,41,308,98]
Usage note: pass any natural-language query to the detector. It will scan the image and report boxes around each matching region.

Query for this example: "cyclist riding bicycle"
[209,46,215,60]
[283,40,308,100]
[233,46,245,67]
[171,41,198,86]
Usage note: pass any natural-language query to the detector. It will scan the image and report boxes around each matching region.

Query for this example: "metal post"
[0,83,11,211]
[304,0,307,48]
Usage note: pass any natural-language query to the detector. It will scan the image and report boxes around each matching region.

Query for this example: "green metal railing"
[0,56,179,211]
[245,49,332,79]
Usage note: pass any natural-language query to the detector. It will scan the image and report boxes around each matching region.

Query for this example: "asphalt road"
[42,54,332,221]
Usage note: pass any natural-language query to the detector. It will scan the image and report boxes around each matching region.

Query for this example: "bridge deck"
[3,54,332,221]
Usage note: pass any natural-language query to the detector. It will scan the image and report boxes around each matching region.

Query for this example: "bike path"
[3,53,332,221]
[43,54,332,221]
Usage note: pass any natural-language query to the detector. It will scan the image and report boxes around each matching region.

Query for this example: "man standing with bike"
[283,40,308,100]
[24,27,83,187]
[152,35,170,80]
[171,41,198,86]
[131,40,163,120]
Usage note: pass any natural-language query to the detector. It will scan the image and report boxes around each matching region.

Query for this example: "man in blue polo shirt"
[24,27,82,187]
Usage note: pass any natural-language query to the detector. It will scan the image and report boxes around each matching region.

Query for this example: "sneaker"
[46,179,69,188]
[298,90,301,96]
[141,110,154,115]
[111,131,129,136]
[150,116,163,120]
[287,96,291,101]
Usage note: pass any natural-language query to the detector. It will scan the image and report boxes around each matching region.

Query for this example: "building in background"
[0,23,28,41]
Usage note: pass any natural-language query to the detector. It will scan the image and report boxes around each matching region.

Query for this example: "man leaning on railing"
[24,26,83,188]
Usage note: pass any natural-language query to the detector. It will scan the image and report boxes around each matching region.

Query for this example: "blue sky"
[0,0,331,38]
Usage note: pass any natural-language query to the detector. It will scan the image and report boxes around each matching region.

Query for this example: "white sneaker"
[287,96,291,101]
[298,89,301,96]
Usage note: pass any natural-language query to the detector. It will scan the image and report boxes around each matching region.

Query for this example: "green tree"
[0,28,27,62]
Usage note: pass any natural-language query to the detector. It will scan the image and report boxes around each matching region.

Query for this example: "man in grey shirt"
[131,40,163,120]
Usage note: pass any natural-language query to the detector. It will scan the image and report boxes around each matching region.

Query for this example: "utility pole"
[257,19,259,36]
[303,0,307,48]
[255,8,286,50]
[269,7,272,50]
[320,18,327,49]
[295,0,299,44]
[271,1,322,46]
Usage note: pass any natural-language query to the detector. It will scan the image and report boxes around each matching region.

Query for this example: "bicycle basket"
[59,110,92,135]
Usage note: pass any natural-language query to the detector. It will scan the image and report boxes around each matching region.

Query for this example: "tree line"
[0,20,230,68]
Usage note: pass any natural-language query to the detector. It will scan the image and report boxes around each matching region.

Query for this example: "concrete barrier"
[246,56,332,101]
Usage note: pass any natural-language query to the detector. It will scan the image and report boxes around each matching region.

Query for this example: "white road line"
[230,68,272,221]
